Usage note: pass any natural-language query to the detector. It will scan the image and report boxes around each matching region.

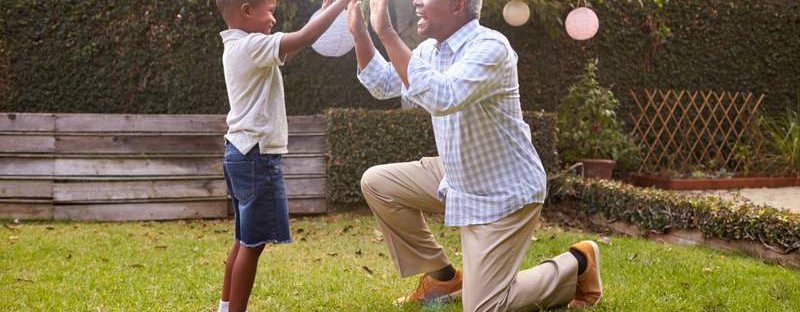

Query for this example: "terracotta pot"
[578,159,616,180]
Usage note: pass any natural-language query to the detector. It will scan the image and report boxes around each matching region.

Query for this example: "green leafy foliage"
[557,59,639,168]
[1,1,798,115]
[552,176,800,253]
[762,110,800,174]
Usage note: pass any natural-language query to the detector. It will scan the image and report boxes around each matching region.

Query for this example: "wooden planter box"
[631,174,800,190]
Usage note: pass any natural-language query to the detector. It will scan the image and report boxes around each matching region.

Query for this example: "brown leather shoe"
[395,270,463,305]
[568,240,602,309]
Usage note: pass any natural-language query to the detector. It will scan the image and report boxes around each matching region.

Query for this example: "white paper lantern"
[565,7,599,41]
[503,0,530,27]
[311,9,354,57]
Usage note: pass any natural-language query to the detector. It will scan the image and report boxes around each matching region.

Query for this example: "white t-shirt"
[220,29,288,155]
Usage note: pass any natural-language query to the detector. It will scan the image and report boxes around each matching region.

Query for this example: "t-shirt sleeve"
[245,32,286,68]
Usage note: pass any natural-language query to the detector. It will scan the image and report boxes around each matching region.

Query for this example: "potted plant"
[557,59,638,179]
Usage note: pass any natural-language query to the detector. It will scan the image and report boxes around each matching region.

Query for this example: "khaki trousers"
[360,157,578,312]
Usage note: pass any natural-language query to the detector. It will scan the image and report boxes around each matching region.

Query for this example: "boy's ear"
[241,2,252,18]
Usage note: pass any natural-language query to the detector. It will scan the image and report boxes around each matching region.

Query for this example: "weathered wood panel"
[54,200,229,221]
[0,135,55,153]
[0,113,55,132]
[0,200,53,219]
[0,179,53,198]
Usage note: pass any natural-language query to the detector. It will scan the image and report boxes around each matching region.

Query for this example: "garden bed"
[550,177,800,268]
[631,174,800,190]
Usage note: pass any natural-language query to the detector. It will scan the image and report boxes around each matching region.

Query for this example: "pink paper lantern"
[565,7,599,41]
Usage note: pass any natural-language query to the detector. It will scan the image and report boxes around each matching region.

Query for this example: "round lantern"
[503,0,531,27]
[565,7,599,41]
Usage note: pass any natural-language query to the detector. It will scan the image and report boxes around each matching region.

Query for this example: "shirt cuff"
[356,50,386,88]
[405,55,432,98]
[436,175,450,201]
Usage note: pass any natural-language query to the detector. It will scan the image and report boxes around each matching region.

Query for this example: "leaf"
[362,266,374,275]
[337,225,354,235]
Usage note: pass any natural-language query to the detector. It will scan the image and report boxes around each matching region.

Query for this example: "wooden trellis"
[629,90,765,174]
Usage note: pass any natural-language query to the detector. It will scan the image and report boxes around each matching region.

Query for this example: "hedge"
[551,177,800,253]
[1,0,798,115]
[326,108,560,205]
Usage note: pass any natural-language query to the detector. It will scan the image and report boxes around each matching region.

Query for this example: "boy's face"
[241,0,278,34]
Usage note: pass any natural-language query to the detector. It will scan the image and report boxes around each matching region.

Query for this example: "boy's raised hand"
[322,0,334,9]
[279,0,349,59]
[347,0,367,37]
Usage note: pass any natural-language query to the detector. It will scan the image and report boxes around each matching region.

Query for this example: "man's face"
[243,0,277,34]
[414,0,461,40]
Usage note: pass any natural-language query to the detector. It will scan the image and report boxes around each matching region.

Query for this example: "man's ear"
[452,0,466,15]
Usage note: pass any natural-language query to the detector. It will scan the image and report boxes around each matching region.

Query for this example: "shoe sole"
[394,290,462,306]
[587,240,602,305]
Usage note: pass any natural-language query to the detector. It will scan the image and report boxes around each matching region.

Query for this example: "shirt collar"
[220,29,248,43]
[436,19,480,52]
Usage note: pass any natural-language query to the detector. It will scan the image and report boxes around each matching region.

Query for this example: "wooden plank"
[54,180,228,202]
[0,180,53,198]
[282,155,325,175]
[54,157,222,176]
[0,157,54,176]
[55,135,224,154]
[288,115,327,133]
[55,114,228,133]
[53,114,325,133]
[52,133,324,154]
[288,198,327,214]
[0,113,55,132]
[0,200,53,219]
[0,135,55,153]
[52,155,324,176]
[54,200,229,221]
[288,134,326,154]
[54,175,325,202]
[286,176,326,196]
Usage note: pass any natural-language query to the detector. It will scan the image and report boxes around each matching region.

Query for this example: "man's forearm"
[377,29,412,87]
[353,30,375,70]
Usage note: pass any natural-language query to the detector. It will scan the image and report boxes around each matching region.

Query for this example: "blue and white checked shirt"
[357,20,547,226]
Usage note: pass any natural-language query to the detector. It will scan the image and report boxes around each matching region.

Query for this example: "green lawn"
[2,212,799,312]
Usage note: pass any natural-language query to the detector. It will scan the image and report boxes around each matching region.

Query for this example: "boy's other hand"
[347,0,367,37]
[322,0,333,9]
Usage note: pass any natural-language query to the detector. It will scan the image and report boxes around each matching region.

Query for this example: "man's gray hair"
[465,0,482,20]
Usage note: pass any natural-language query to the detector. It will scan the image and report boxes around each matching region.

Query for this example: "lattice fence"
[629,90,765,174]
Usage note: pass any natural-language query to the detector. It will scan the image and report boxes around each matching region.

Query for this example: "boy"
[214,0,348,311]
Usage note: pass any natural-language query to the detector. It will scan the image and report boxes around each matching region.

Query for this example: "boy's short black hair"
[215,0,266,14]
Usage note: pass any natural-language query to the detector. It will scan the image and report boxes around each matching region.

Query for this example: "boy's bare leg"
[228,245,266,312]
[221,240,241,302]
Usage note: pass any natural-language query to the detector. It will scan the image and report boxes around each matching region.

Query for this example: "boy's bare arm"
[279,0,348,59]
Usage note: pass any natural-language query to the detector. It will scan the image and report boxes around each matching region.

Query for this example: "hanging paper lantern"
[503,0,530,27]
[565,7,599,41]
[311,9,354,57]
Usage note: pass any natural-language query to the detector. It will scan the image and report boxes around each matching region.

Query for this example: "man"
[345,0,603,311]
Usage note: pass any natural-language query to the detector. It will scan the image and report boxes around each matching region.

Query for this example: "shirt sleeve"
[356,50,404,100]
[405,38,510,116]
[246,32,287,68]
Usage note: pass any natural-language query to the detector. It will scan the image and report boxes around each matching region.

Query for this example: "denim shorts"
[223,142,291,247]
